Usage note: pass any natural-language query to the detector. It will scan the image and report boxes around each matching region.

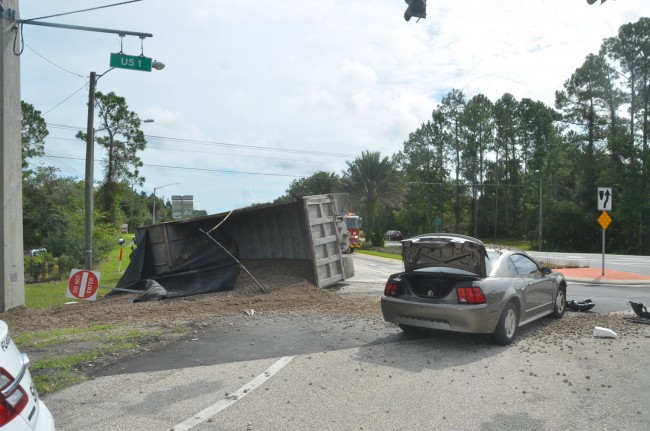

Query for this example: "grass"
[25,234,135,308]
[31,342,137,394]
[13,324,119,346]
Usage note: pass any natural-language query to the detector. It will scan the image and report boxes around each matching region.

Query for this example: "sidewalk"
[556,267,650,285]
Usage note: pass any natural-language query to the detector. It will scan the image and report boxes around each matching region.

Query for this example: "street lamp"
[535,170,542,251]
[152,183,179,224]
[84,63,164,270]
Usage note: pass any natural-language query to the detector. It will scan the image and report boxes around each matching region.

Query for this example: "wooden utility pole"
[1,0,25,312]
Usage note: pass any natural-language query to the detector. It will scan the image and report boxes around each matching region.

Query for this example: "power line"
[43,82,88,115]
[42,133,348,164]
[146,135,355,157]
[22,0,143,22]
[41,154,312,178]
[46,123,357,158]
[25,43,85,78]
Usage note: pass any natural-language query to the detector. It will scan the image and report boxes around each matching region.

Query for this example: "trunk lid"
[402,234,487,277]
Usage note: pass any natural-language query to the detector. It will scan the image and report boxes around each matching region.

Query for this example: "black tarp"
[112,225,241,302]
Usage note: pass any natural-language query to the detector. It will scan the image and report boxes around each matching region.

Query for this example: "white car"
[1,320,55,430]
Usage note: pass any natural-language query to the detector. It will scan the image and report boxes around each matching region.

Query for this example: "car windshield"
[346,217,360,229]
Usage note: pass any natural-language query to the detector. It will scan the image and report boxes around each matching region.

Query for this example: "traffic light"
[404,0,427,22]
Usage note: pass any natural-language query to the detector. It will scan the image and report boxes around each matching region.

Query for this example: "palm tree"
[341,150,404,243]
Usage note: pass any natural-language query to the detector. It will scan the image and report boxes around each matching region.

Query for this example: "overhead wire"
[42,82,89,115]
[21,0,143,22]
[25,43,86,78]
[40,154,312,178]
[46,123,356,158]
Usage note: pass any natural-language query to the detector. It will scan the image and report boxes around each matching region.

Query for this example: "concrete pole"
[1,0,25,312]
[84,72,96,270]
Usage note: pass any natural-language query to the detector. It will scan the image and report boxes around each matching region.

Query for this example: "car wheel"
[551,286,566,319]
[492,302,519,345]
[349,247,355,253]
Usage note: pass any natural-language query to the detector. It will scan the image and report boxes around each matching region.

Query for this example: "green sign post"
[110,53,152,72]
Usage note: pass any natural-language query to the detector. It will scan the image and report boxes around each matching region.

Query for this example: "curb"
[564,276,650,286]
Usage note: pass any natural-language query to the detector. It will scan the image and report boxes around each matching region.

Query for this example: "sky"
[18,0,648,215]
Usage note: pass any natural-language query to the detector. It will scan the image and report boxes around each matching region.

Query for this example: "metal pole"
[602,228,606,276]
[539,176,542,251]
[152,183,179,224]
[152,187,157,224]
[84,72,96,270]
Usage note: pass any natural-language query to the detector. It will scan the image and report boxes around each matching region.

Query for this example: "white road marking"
[167,356,294,431]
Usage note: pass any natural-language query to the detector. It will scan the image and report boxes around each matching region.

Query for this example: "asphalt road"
[42,253,650,430]
[44,315,650,431]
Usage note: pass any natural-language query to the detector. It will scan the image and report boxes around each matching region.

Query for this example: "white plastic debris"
[244,309,255,316]
[593,326,617,338]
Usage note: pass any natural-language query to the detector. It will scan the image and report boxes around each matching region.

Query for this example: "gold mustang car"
[381,234,567,345]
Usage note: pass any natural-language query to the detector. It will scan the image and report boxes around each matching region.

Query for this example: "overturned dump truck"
[113,193,355,302]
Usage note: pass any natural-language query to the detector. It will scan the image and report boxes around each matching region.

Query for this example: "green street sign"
[110,53,152,72]
[434,218,441,225]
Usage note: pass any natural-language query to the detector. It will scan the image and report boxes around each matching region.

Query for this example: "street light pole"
[83,62,164,269]
[538,174,543,252]
[152,183,179,224]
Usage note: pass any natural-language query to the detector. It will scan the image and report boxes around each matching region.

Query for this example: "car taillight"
[0,367,29,427]
[384,280,399,296]
[457,287,486,304]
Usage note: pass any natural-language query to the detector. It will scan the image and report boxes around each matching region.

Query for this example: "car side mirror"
[541,267,552,275]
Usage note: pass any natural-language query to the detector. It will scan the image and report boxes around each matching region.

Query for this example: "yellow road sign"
[598,211,612,230]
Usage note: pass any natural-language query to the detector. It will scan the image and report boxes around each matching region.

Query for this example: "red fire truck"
[343,213,362,253]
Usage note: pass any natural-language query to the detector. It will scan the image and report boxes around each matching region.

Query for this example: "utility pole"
[1,0,25,312]
[84,72,96,270]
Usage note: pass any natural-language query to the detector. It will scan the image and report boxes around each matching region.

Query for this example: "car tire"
[551,286,566,319]
[492,302,519,345]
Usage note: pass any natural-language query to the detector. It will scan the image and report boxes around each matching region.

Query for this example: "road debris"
[567,299,596,312]
[629,301,650,319]
[594,326,617,338]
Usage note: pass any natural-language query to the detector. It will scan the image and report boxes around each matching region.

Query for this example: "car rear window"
[485,251,500,275]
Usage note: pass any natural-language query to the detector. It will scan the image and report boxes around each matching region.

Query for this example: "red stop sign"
[67,269,100,300]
